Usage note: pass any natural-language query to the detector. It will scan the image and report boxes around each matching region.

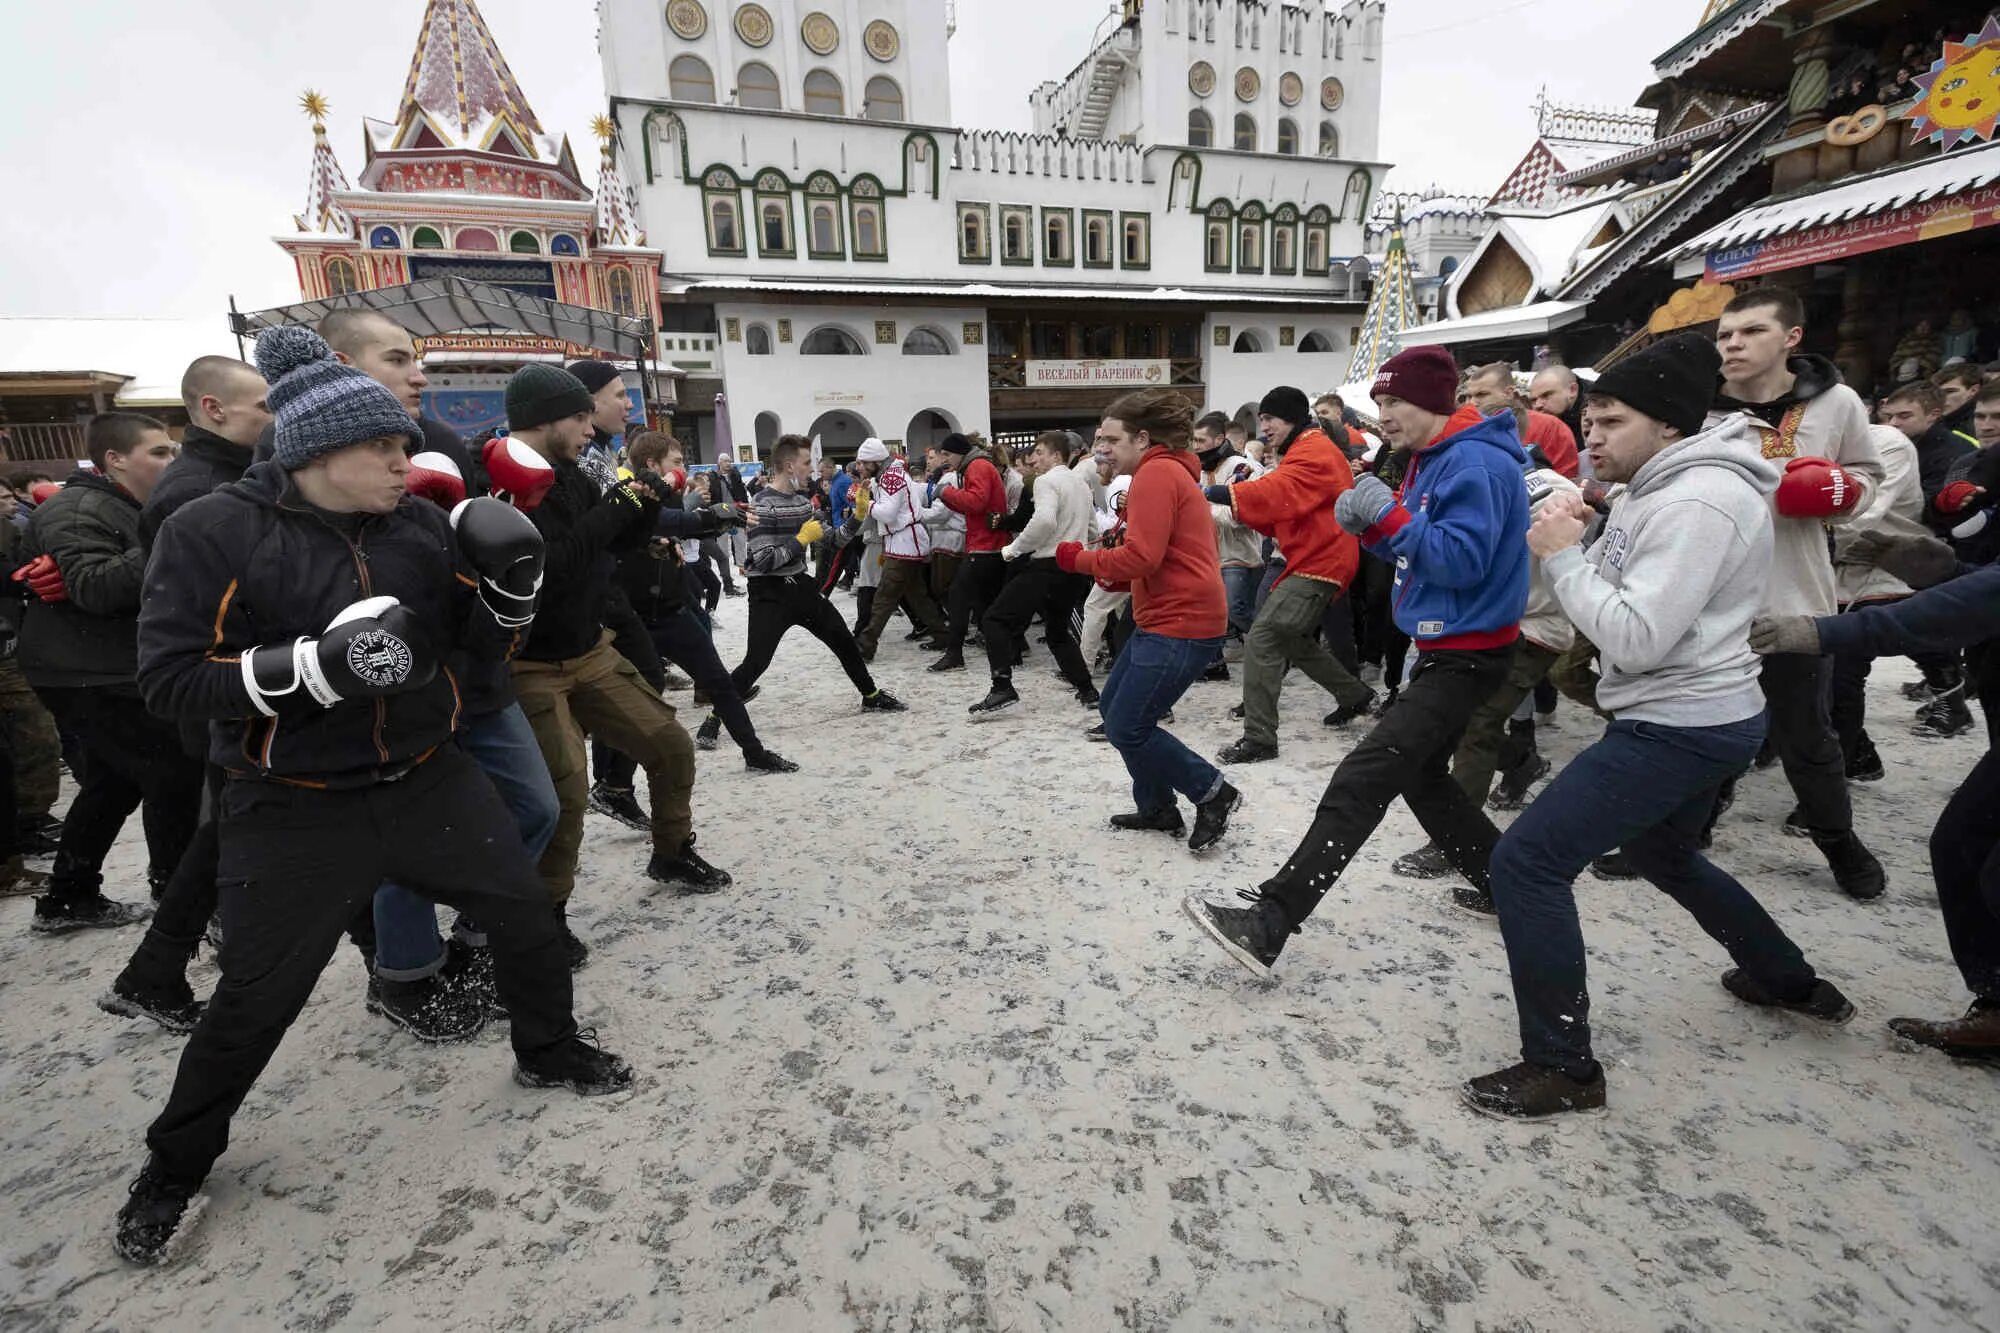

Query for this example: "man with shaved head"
[1529,366,1590,480]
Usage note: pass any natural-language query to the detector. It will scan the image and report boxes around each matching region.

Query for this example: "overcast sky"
[0,0,1700,320]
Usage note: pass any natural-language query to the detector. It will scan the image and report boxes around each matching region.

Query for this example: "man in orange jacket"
[1206,386,1377,764]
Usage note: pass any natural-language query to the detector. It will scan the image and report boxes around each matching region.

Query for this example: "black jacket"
[519,458,658,661]
[143,427,255,547]
[614,493,731,624]
[137,461,518,788]
[1913,419,1978,535]
[19,470,146,692]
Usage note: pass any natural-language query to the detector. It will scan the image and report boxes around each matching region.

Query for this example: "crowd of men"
[4,283,1997,1264]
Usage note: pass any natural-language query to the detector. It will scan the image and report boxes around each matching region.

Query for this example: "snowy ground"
[2,588,1998,1331]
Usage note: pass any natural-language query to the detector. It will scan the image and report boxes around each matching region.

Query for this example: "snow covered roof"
[594,140,641,248]
[396,0,544,149]
[1447,198,1624,316]
[296,124,354,237]
[1671,141,2000,259]
[676,278,1364,307]
[0,316,244,404]
[1398,300,1590,348]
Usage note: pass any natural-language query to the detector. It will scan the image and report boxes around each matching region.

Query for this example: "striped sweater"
[745,486,816,578]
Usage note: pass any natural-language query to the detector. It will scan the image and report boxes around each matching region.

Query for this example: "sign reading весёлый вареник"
[1024,359,1171,388]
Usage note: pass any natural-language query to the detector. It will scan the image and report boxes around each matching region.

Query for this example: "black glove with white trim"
[451,496,545,629]
[240,596,436,715]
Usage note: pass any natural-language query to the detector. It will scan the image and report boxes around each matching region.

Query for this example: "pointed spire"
[295,91,354,236]
[1345,223,1417,387]
[593,118,639,248]
[397,0,543,149]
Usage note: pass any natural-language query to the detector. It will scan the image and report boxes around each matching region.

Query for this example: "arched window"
[1044,212,1071,264]
[670,55,716,104]
[324,258,358,295]
[745,324,773,355]
[1188,109,1213,147]
[1232,329,1265,353]
[1233,114,1256,151]
[1305,226,1328,273]
[369,226,401,249]
[961,208,987,261]
[803,69,843,117]
[760,199,791,253]
[1319,122,1339,157]
[903,327,952,355]
[1439,255,1460,277]
[1238,220,1262,270]
[852,202,884,257]
[738,61,781,109]
[1205,220,1229,269]
[809,202,839,255]
[1277,118,1299,156]
[1123,217,1148,267]
[1003,211,1028,261]
[1298,329,1335,353]
[456,227,498,251]
[509,230,540,254]
[550,233,581,256]
[606,268,635,316]
[863,76,904,122]
[1272,225,1294,272]
[801,325,866,355]
[411,226,444,250]
[1084,215,1110,265]
[708,196,740,251]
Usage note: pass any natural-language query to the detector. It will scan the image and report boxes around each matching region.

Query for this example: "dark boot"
[1461,1062,1607,1121]
[514,1030,634,1096]
[1188,781,1242,853]
[1809,828,1885,900]
[851,587,876,638]
[555,904,589,971]
[646,834,732,893]
[1887,998,2000,1063]
[968,680,1020,718]
[365,971,487,1043]
[1109,807,1185,835]
[1181,891,1295,980]
[115,1158,203,1265]
[1720,969,1855,1024]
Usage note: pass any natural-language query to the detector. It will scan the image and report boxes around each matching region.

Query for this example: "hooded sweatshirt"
[1543,414,1777,726]
[1203,448,1266,568]
[1222,423,1359,591]
[869,458,934,562]
[1834,425,1927,606]
[1071,447,1226,639]
[1710,353,1882,617]
[1520,466,1582,653]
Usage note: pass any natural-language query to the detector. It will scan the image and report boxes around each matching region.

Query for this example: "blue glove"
[1334,474,1398,535]
[1202,484,1232,506]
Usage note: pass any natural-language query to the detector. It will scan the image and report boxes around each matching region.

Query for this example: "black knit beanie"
[564,359,623,395]
[937,432,971,457]
[1589,333,1721,437]
[1257,385,1312,425]
[507,364,595,431]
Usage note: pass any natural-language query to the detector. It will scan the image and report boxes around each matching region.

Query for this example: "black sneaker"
[745,747,799,774]
[1590,851,1639,880]
[1720,968,1856,1024]
[1487,754,1552,811]
[968,683,1019,719]
[694,716,722,752]
[1461,1061,1607,1121]
[1451,886,1498,917]
[114,1158,202,1265]
[514,1029,634,1096]
[366,972,486,1043]
[440,936,504,1019]
[1076,686,1101,708]
[99,976,205,1035]
[1109,807,1185,835]
[588,782,648,831]
[1846,736,1885,783]
[1809,829,1885,900]
[1181,892,1294,980]
[927,653,966,674]
[646,835,732,893]
[31,894,151,935]
[1391,842,1453,879]
[1914,686,1974,739]
[1322,688,1378,728]
[555,906,589,972]
[1201,661,1231,683]
[1085,721,1109,742]
[1189,781,1241,853]
[1217,737,1278,765]
[862,689,908,712]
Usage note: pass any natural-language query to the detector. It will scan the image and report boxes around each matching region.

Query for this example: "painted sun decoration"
[1909,15,2000,150]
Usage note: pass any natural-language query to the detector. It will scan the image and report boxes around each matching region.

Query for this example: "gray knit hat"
[256,325,419,470]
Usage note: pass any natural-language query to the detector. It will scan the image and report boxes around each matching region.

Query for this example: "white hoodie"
[920,469,966,554]
[1544,414,1778,727]
[1004,457,1095,560]
[868,459,933,562]
[1833,424,1925,606]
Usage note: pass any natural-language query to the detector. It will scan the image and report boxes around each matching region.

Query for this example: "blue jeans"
[1221,566,1260,642]
[372,703,560,980]
[1490,712,1816,1079]
[1100,631,1225,815]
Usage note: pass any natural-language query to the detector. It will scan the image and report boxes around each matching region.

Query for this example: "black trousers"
[943,552,1007,654]
[1758,652,1850,832]
[1266,645,1514,926]
[982,558,1094,691]
[733,574,875,698]
[123,763,229,979]
[145,747,575,1184]
[1931,747,2000,1001]
[35,686,201,902]
[601,609,765,773]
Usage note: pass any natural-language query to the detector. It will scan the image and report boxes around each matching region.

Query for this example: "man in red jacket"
[928,432,1009,673]
[1206,386,1376,764]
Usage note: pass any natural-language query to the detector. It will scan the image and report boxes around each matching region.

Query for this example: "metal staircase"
[1074,31,1136,139]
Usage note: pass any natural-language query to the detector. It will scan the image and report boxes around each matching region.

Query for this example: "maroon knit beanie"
[1371,347,1460,417]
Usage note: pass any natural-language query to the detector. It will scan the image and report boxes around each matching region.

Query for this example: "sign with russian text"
[1024,359,1171,388]
[1704,180,2000,281]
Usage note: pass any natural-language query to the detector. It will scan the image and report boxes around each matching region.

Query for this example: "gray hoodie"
[1542,414,1777,727]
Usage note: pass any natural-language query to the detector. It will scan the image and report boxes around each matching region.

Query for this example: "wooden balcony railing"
[0,423,89,463]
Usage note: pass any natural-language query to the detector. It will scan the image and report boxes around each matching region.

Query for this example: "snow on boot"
[647,835,732,893]
[99,971,205,1035]
[114,1158,204,1266]
[1189,781,1242,854]
[514,1029,634,1096]
[1391,843,1453,879]
[31,894,151,936]
[588,782,648,831]
[366,973,487,1043]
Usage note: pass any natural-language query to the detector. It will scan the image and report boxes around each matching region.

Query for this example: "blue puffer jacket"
[1362,405,1531,649]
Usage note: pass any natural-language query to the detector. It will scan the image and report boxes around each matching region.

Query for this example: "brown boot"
[1888,1001,2000,1064]
[0,856,48,898]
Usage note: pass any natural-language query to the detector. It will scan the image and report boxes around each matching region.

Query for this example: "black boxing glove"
[451,496,545,629]
[241,596,436,715]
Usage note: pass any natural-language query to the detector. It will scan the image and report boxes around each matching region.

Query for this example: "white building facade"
[599,0,1391,458]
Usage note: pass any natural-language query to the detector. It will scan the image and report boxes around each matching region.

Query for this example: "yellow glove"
[853,486,873,519]
[795,517,826,546]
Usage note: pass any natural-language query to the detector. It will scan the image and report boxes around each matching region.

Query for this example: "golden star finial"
[590,114,616,143]
[301,90,331,128]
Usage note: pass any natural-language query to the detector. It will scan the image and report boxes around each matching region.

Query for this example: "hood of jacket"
[1417,403,1529,469]
[1714,353,1845,413]
[1624,413,1779,502]
[1139,444,1201,480]
[60,467,139,509]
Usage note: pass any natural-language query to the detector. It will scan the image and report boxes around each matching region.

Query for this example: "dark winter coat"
[518,458,658,661]
[142,427,254,547]
[137,461,520,788]
[1912,419,1978,535]
[19,469,147,692]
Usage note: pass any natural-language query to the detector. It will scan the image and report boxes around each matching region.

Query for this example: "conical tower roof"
[1345,221,1418,387]
[592,116,641,248]
[396,0,543,149]
[295,92,354,236]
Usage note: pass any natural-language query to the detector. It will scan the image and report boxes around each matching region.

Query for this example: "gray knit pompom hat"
[255,324,419,470]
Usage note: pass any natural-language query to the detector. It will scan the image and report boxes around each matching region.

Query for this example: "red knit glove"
[1774,457,1859,519]
[1055,541,1084,573]
[12,554,66,603]
[1937,479,1984,514]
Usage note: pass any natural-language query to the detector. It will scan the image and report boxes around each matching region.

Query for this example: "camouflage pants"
[0,660,59,819]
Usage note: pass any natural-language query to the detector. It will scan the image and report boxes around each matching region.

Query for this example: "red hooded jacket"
[1223,424,1360,592]
[1073,447,1227,639]
[939,451,1008,554]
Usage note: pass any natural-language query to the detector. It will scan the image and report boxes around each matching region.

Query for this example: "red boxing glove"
[664,468,688,493]
[28,482,60,506]
[1774,456,1859,519]
[405,451,466,508]
[482,436,556,514]
[1937,479,1983,514]
[11,554,66,603]
[1055,541,1084,573]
